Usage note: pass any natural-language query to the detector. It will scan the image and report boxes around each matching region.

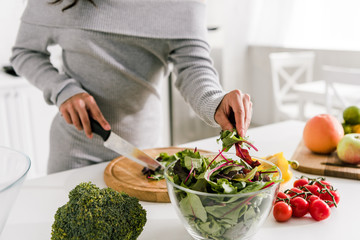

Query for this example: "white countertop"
[1,120,359,240]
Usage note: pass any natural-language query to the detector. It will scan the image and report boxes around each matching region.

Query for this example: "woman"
[11,0,252,173]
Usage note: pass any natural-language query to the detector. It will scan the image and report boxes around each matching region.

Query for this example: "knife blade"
[90,118,163,171]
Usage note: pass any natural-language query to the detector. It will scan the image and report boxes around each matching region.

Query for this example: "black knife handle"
[90,118,111,141]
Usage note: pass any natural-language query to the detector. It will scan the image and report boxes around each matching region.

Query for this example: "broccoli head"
[51,182,147,240]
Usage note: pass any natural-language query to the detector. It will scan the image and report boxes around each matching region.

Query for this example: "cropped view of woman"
[11,0,252,173]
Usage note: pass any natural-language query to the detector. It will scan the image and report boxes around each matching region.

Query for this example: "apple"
[336,133,360,164]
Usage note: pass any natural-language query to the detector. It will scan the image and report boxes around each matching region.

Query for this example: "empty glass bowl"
[0,146,31,235]
[165,156,281,240]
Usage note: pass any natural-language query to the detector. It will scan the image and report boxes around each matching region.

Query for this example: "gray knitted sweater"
[11,0,225,173]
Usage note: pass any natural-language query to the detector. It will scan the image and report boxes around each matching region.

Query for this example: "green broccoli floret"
[51,182,146,240]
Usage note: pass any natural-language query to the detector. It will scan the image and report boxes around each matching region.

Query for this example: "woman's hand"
[214,90,252,137]
[59,93,111,138]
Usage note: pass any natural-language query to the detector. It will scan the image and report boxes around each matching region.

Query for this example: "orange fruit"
[352,124,360,133]
[303,114,344,154]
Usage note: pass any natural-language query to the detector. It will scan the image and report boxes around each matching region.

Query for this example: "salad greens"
[142,129,261,180]
[164,129,282,240]
[142,152,178,180]
[217,129,260,168]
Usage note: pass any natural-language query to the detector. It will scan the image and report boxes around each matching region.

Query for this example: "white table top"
[1,120,359,240]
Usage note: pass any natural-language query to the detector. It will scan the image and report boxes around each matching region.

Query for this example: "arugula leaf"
[244,206,257,222]
[145,173,164,180]
[157,152,178,165]
[196,215,225,238]
[191,173,208,192]
[184,156,203,171]
[217,129,257,152]
[217,179,238,194]
[217,130,244,152]
[205,201,247,225]
[142,152,179,180]
[232,167,258,182]
[239,182,267,193]
[222,165,243,174]
[173,160,189,183]
[179,193,207,222]
[217,129,260,168]
[177,149,201,166]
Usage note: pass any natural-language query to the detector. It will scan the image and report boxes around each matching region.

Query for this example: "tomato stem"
[321,187,338,208]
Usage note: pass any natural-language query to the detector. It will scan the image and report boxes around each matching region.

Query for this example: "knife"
[90,118,163,171]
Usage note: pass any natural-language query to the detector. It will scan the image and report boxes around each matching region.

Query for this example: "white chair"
[269,51,325,122]
[323,65,360,118]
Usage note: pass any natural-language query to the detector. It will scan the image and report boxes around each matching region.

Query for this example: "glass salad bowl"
[164,153,281,240]
[0,146,31,235]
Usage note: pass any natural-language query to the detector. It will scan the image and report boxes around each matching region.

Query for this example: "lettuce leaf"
[179,193,207,222]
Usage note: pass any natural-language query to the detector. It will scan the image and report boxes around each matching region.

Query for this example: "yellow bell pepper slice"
[263,152,296,184]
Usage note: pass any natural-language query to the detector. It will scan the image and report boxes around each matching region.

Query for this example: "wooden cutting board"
[104,147,212,203]
[291,140,360,180]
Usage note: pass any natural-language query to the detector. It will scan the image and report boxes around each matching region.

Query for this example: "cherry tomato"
[302,184,320,196]
[315,180,332,190]
[273,201,292,222]
[319,190,340,207]
[307,195,320,203]
[290,196,309,218]
[293,178,309,188]
[309,199,331,221]
[276,192,289,203]
[287,187,304,197]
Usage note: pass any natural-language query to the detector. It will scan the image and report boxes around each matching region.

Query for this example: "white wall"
[249,0,360,51]
[207,0,254,94]
[0,0,26,65]
[222,0,253,94]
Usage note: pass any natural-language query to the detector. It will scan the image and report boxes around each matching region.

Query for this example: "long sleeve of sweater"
[169,39,225,126]
[11,22,86,107]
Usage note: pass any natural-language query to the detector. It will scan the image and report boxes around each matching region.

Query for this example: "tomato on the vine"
[309,199,331,221]
[276,192,289,203]
[273,176,339,223]
[293,178,309,188]
[302,184,320,196]
[290,197,309,218]
[286,187,304,197]
[273,201,292,222]
[319,190,340,207]
[307,195,320,203]
[315,180,332,190]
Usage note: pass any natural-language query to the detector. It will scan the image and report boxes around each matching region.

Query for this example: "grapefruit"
[303,114,344,154]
